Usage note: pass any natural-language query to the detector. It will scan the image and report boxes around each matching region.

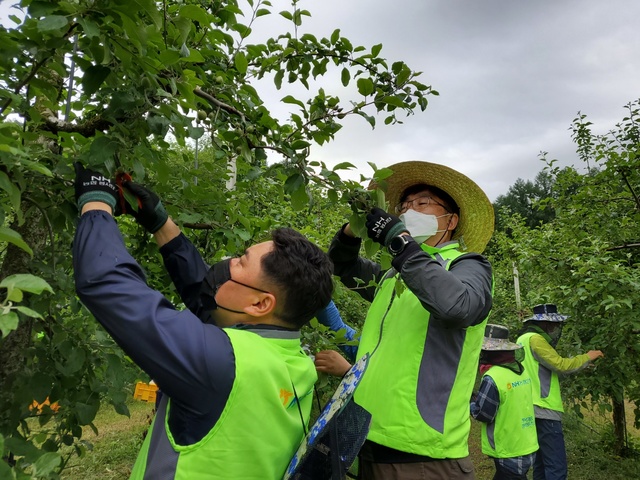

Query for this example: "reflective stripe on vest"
[481,366,538,458]
[129,328,316,480]
[354,242,489,458]
[517,332,564,412]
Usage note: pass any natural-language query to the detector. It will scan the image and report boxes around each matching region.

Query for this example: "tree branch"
[618,167,640,210]
[0,23,79,117]
[194,87,245,120]
[606,242,640,251]
[182,222,222,230]
[39,113,114,136]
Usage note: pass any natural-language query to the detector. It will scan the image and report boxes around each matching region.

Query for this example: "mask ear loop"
[434,213,454,246]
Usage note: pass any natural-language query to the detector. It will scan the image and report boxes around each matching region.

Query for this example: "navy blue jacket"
[74,211,236,445]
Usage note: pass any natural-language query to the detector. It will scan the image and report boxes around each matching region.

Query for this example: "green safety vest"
[130,328,316,480]
[354,242,489,458]
[480,365,538,458]
[517,332,564,412]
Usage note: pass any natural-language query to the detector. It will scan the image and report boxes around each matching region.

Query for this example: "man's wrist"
[390,239,422,271]
[78,192,116,213]
[81,201,113,216]
[153,218,181,247]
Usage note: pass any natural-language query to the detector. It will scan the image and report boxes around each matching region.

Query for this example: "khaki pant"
[358,456,475,480]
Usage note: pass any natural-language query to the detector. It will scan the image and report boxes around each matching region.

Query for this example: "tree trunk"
[0,203,47,434]
[611,394,627,456]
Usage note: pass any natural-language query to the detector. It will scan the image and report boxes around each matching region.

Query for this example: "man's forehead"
[247,240,274,258]
[405,186,440,199]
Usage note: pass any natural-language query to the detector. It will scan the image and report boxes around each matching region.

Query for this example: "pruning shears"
[114,154,142,213]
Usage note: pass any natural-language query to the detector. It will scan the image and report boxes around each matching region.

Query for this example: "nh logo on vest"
[506,378,531,390]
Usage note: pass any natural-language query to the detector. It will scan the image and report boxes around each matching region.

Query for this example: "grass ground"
[60,396,640,479]
[60,400,152,480]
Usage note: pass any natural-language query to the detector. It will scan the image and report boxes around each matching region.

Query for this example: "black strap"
[329,418,342,480]
[291,382,308,437]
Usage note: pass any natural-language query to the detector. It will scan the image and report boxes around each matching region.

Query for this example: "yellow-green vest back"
[517,332,564,412]
[354,242,488,458]
[129,328,316,480]
[480,365,538,458]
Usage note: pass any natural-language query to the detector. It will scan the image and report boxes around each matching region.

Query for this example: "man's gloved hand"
[365,207,408,245]
[120,180,169,233]
[74,162,118,213]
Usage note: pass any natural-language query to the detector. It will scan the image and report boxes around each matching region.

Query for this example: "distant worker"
[471,324,538,480]
[516,304,604,480]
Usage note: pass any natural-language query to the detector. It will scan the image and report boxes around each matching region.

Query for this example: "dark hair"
[261,228,334,329]
[400,184,459,215]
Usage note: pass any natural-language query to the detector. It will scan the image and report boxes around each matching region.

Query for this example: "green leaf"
[75,402,100,425]
[371,43,383,58]
[0,227,31,256]
[256,8,271,17]
[78,17,100,38]
[356,78,374,96]
[38,15,68,32]
[15,306,43,319]
[281,95,305,108]
[274,70,284,90]
[0,311,19,337]
[0,274,53,295]
[290,185,309,211]
[333,162,356,170]
[33,452,62,476]
[383,96,406,108]
[341,68,350,87]
[284,173,304,193]
[279,10,293,20]
[82,65,111,96]
[330,29,340,44]
[0,171,21,212]
[182,49,205,63]
[159,49,181,65]
[396,65,411,86]
[291,140,311,150]
[179,4,210,23]
[234,52,248,74]
[60,348,86,375]
[21,159,53,176]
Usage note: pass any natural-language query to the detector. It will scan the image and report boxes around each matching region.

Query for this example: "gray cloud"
[294,0,640,200]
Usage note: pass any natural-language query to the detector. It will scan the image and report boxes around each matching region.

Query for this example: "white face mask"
[399,209,450,244]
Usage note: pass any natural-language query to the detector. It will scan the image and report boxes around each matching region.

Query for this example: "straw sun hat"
[369,161,495,253]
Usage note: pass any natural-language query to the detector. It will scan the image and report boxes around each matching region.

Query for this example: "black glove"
[365,207,408,245]
[121,180,169,233]
[74,162,118,212]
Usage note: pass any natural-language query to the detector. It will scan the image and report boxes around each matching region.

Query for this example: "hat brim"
[523,313,568,323]
[482,339,523,351]
[369,161,494,253]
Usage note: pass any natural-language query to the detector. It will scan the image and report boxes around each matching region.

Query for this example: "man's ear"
[447,213,459,232]
[245,293,276,318]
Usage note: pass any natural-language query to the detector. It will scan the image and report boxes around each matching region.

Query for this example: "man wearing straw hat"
[471,324,538,480]
[324,161,494,479]
[516,304,604,480]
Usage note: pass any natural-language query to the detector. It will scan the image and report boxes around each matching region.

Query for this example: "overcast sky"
[2,1,639,201]
[255,0,640,200]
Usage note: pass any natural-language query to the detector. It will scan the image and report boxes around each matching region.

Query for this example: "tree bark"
[0,203,47,433]
[611,393,627,456]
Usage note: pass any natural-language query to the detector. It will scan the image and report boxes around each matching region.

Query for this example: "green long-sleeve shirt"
[528,332,592,420]
[529,334,591,374]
